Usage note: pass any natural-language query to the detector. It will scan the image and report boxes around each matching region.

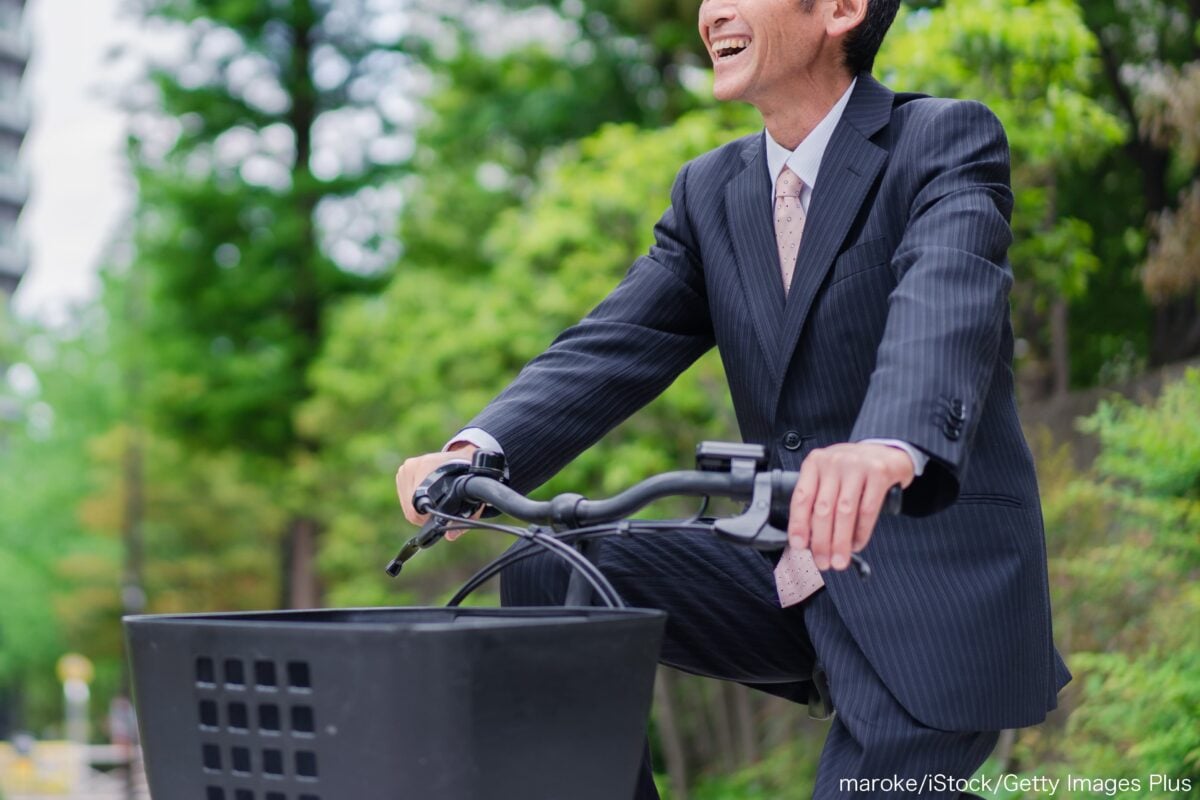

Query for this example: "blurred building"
[0,0,29,300]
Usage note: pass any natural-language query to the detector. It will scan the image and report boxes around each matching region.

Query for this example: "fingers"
[808,460,841,570]
[395,447,479,527]
[444,506,484,542]
[790,443,914,571]
[804,452,862,571]
[396,458,428,526]
[829,471,865,570]
[788,455,819,548]
[854,479,887,553]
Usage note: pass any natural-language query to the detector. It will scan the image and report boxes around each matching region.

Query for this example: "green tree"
[1036,372,1200,789]
[394,0,718,287]
[0,305,121,732]
[1076,0,1200,366]
[126,0,407,605]
[470,0,708,122]
[1137,64,1200,333]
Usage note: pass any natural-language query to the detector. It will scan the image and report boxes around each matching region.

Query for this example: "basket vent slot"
[262,747,284,777]
[255,660,278,689]
[199,700,219,730]
[196,657,216,687]
[230,745,251,775]
[201,743,221,771]
[258,703,281,734]
[227,702,248,732]
[290,705,315,736]
[223,659,246,689]
[295,750,319,780]
[286,661,311,691]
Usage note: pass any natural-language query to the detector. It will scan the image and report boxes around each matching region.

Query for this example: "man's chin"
[711,81,744,103]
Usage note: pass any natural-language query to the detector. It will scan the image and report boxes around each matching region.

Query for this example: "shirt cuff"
[859,438,928,477]
[444,427,505,456]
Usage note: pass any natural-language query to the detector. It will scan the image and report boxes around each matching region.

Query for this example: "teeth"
[712,37,750,50]
[712,37,750,57]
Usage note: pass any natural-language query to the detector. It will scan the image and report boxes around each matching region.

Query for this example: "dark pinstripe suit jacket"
[470,73,1071,731]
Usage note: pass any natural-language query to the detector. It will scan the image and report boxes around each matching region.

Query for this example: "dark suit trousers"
[499,530,998,799]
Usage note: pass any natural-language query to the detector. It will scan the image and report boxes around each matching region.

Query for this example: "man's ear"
[827,0,868,38]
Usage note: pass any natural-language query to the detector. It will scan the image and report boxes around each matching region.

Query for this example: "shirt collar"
[765,77,857,200]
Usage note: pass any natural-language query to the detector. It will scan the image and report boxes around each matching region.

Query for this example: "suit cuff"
[445,427,505,455]
[859,438,928,477]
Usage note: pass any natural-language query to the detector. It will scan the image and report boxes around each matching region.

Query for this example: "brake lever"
[387,451,510,577]
[384,518,446,576]
[713,471,900,578]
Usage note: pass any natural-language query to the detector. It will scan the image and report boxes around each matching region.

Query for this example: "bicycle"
[125,441,898,800]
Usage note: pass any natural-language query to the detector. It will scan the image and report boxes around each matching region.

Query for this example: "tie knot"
[776,166,804,199]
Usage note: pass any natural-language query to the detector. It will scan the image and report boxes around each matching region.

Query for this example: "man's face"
[698,0,828,106]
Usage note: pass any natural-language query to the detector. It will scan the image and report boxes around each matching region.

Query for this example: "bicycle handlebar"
[457,469,783,526]
[387,442,903,579]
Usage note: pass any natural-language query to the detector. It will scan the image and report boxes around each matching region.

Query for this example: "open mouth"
[712,37,750,61]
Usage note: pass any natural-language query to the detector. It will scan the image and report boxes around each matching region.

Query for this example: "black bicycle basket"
[125,606,665,800]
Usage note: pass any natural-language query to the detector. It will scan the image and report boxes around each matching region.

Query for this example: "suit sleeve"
[467,162,716,493]
[849,100,1015,515]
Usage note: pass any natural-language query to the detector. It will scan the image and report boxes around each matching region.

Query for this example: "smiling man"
[396,0,1070,796]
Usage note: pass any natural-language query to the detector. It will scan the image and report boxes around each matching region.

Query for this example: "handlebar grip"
[883,484,902,515]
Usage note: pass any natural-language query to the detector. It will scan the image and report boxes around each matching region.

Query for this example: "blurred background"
[0,0,1197,797]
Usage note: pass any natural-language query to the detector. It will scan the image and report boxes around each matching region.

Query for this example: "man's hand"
[789,442,915,571]
[396,444,479,539]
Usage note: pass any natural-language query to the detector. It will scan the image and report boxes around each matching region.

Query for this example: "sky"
[14,0,135,324]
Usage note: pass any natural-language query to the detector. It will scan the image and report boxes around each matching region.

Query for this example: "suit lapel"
[725,134,785,384]
[775,75,893,381]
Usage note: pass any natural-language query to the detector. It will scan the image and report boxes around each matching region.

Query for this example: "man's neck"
[758,70,855,151]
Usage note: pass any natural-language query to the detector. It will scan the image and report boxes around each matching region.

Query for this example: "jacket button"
[949,398,966,420]
[942,422,961,441]
[782,431,804,450]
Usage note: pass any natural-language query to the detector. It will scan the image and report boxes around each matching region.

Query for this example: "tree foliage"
[0,307,121,731]
[1138,64,1200,307]
[129,0,400,455]
[1073,0,1200,365]
[485,0,708,120]
[1043,372,1200,787]
[119,0,416,611]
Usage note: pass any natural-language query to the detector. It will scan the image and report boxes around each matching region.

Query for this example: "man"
[397,0,1070,795]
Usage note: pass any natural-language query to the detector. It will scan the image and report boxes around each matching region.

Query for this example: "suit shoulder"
[892,94,1005,134]
[680,132,760,184]
[887,96,1008,164]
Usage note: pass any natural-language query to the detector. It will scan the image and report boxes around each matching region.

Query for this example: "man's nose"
[700,0,737,33]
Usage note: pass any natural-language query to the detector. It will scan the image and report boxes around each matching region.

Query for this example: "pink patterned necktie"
[772,166,824,607]
[774,166,807,293]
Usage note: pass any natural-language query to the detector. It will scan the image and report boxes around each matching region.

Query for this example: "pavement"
[0,742,149,800]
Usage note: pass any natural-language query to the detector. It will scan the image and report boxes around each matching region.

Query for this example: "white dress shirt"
[450,77,927,477]
[764,78,858,214]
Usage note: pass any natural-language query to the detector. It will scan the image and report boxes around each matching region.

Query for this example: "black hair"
[843,0,902,74]
[797,0,902,74]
